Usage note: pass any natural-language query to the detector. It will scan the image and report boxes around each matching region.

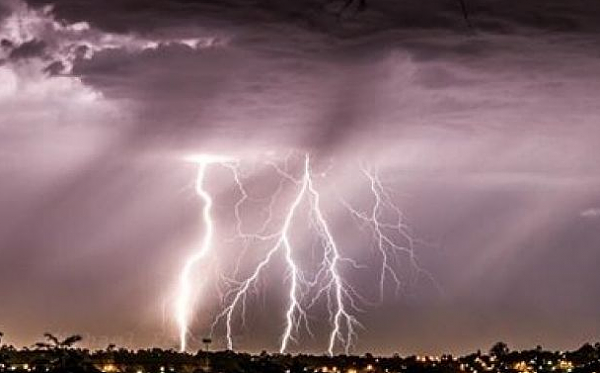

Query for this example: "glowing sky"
[1,0,600,355]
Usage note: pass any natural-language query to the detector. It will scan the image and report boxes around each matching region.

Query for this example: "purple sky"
[1,0,600,355]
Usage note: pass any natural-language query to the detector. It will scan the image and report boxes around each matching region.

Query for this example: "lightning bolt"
[174,153,436,354]
[305,161,361,355]
[211,154,310,353]
[210,154,362,354]
[174,154,233,352]
[341,165,440,300]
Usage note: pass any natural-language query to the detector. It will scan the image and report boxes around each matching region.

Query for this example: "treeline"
[1,332,600,373]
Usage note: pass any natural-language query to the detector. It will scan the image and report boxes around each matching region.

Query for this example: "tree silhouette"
[36,333,84,371]
[41,333,82,349]
[490,342,510,358]
[60,335,83,348]
[0,331,4,368]
[44,333,61,347]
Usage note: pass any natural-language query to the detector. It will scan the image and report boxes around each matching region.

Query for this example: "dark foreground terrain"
[1,333,599,373]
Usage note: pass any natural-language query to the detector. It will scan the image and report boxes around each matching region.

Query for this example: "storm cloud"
[1,0,600,356]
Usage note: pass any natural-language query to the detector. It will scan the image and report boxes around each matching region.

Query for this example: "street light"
[202,338,212,352]
[201,338,212,371]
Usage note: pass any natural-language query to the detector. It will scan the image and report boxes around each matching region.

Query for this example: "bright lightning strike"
[305,159,361,355]
[174,153,435,354]
[211,155,314,353]
[175,154,234,352]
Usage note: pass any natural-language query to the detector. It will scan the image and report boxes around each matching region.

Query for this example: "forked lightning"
[175,153,432,355]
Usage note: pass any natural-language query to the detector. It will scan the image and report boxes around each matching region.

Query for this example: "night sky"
[1,0,600,356]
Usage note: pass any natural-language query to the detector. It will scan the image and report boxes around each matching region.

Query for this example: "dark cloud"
[22,0,600,37]
[1,39,14,49]
[43,60,65,75]
[0,2,10,21]
[9,39,47,60]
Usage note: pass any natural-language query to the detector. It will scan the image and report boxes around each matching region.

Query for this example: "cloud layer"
[1,0,600,355]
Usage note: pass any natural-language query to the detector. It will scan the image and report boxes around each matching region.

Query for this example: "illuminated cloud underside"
[0,0,223,74]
